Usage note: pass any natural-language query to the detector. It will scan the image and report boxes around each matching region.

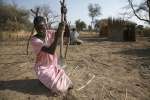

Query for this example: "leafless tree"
[88,3,101,29]
[31,5,59,27]
[122,0,150,24]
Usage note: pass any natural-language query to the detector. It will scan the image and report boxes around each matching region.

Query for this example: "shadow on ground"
[81,37,109,42]
[0,79,50,96]
[81,36,136,42]
[113,47,150,81]
[0,79,77,100]
[114,48,150,60]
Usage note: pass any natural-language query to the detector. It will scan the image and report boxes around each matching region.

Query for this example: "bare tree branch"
[128,0,150,23]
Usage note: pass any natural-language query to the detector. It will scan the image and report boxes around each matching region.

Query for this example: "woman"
[31,16,73,95]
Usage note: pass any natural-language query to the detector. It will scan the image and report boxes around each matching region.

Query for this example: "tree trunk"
[91,17,94,30]
[147,0,150,22]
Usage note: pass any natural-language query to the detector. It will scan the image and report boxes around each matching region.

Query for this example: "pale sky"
[7,0,146,26]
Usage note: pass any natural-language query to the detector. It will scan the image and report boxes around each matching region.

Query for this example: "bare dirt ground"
[0,32,150,100]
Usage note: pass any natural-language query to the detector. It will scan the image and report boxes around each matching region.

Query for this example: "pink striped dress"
[31,30,72,94]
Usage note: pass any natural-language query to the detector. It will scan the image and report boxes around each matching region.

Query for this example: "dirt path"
[0,35,150,100]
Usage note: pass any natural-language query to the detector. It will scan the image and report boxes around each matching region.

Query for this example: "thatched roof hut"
[98,18,137,41]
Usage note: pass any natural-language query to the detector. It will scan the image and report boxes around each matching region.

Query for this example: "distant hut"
[136,25,144,35]
[98,18,136,41]
[123,24,136,41]
[98,19,109,37]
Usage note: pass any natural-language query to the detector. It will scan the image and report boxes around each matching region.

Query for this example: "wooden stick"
[64,22,71,59]
[26,27,34,55]
[125,88,128,100]
[76,74,95,91]
[68,65,79,76]
[101,85,104,100]
[64,39,70,59]
[59,0,65,65]
[26,8,39,55]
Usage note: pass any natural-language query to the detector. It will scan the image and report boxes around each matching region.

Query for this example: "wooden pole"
[26,8,39,55]
[60,0,65,64]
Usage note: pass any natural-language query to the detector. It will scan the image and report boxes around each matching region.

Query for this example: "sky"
[7,0,146,26]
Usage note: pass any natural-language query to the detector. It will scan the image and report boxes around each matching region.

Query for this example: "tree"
[94,19,100,32]
[88,3,101,29]
[0,1,31,31]
[88,25,92,31]
[126,0,150,24]
[75,19,86,31]
[32,5,59,28]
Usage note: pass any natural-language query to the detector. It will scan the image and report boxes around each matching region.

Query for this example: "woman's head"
[34,16,47,33]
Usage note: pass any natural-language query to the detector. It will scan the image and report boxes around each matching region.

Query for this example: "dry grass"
[0,31,30,41]
[0,32,150,100]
